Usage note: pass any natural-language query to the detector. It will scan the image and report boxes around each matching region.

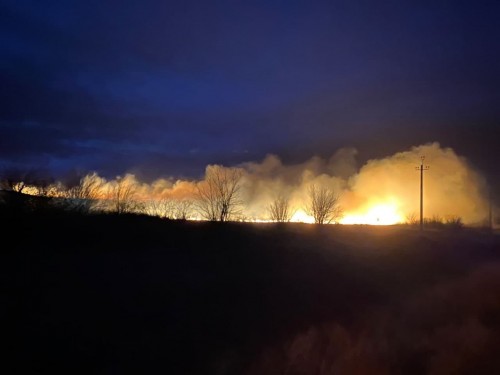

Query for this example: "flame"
[341,202,404,225]
[290,209,315,224]
[9,143,489,225]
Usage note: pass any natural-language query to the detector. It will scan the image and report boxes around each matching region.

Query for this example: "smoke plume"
[27,142,490,224]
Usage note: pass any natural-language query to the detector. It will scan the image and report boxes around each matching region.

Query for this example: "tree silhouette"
[143,198,175,218]
[0,168,35,193]
[305,184,342,224]
[174,199,193,220]
[268,193,294,222]
[65,173,104,213]
[110,175,140,214]
[195,165,243,221]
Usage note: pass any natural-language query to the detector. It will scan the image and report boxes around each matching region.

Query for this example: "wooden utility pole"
[416,156,430,231]
[489,189,493,230]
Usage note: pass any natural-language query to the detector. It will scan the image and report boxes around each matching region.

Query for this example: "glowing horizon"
[340,202,404,225]
[5,143,489,226]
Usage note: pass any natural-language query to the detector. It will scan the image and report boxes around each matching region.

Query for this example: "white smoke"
[36,142,490,224]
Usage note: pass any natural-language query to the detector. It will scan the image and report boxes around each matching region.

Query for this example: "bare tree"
[268,193,294,222]
[68,173,103,199]
[305,184,342,224]
[195,165,243,221]
[0,168,35,193]
[0,169,59,212]
[174,199,193,220]
[110,175,140,214]
[143,199,162,217]
[32,177,57,197]
[9,180,26,193]
[65,173,104,213]
[142,198,193,220]
[143,198,177,218]
[405,212,418,226]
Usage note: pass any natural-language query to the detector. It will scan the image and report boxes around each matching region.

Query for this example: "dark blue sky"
[1,0,499,183]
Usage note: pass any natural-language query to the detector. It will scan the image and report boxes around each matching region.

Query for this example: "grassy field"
[2,209,500,374]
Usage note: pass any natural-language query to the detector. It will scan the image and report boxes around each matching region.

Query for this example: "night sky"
[1,0,499,185]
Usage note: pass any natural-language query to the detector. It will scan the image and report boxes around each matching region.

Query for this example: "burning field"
[4,142,492,227]
[3,1,499,372]
[2,141,498,374]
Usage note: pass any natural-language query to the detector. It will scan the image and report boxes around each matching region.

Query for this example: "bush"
[445,215,463,230]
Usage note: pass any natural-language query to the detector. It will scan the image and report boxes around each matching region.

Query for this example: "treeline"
[1,166,476,228]
[0,167,343,224]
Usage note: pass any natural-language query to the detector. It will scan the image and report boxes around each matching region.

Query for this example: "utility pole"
[489,188,493,231]
[416,156,430,231]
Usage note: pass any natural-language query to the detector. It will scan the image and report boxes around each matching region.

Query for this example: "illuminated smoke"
[24,143,489,225]
[238,142,488,224]
[342,142,488,224]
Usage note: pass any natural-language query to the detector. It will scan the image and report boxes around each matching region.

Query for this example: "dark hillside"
[2,208,500,374]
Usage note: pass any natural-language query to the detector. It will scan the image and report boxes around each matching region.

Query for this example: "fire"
[290,209,315,224]
[5,144,488,225]
[341,202,404,225]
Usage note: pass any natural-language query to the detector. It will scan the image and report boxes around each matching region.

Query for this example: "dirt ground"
[2,211,500,374]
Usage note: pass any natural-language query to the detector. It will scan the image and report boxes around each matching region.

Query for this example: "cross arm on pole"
[416,156,430,231]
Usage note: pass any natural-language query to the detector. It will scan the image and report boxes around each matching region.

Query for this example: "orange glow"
[290,209,315,224]
[10,144,489,225]
[341,202,404,225]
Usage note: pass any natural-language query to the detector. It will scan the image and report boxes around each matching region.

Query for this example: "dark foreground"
[2,211,500,374]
